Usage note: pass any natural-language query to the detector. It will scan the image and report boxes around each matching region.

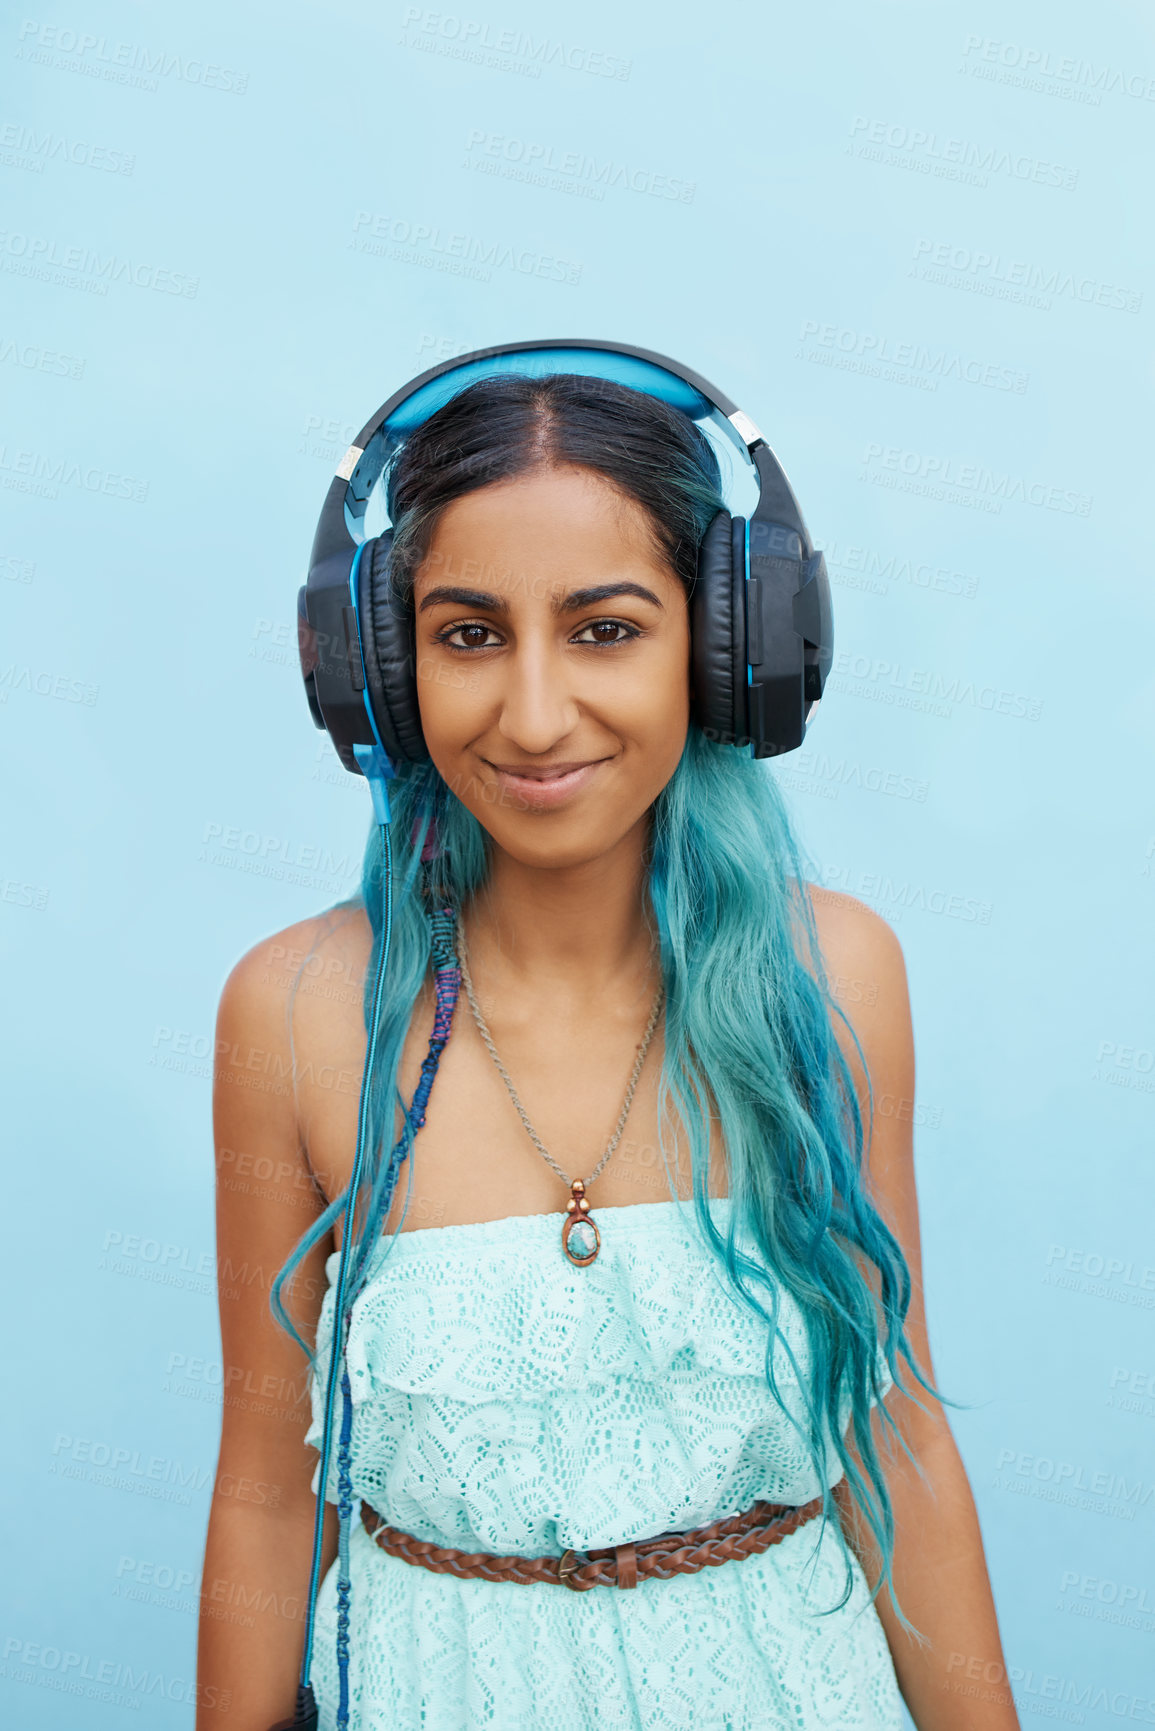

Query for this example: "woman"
[199,370,1019,1729]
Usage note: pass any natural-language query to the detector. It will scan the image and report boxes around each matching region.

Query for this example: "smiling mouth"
[482,757,612,809]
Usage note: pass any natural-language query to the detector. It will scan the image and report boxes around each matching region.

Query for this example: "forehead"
[413,466,678,598]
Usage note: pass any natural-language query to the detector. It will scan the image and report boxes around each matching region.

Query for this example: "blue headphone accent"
[347,538,395,826]
[744,518,752,691]
[376,345,719,432]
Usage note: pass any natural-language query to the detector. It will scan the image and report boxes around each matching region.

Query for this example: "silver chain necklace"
[455,920,666,1267]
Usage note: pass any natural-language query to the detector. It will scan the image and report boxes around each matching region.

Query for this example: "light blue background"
[2,0,1153,1724]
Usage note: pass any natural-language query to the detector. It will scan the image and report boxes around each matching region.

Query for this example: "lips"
[484,758,610,811]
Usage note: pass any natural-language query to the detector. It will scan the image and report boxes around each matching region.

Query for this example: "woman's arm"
[834,1418,1018,1729]
[197,924,339,1731]
[812,891,1020,1731]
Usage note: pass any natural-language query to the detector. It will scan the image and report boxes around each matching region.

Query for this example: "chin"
[489,824,620,872]
[481,806,650,872]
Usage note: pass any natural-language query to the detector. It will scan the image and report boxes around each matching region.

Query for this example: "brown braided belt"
[360,1494,824,1592]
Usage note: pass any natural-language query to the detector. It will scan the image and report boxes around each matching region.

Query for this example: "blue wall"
[2,0,1152,1723]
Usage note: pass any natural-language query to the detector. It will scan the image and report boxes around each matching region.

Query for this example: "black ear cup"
[690,510,748,747]
[358,532,429,764]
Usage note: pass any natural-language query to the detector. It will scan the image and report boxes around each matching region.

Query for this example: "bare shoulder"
[216,900,373,1161]
[219,901,372,1019]
[792,882,916,1122]
[804,885,908,998]
[217,901,372,1066]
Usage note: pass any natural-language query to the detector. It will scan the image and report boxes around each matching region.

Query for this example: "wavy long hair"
[272,373,944,1634]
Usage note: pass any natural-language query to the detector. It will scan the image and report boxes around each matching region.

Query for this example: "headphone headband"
[308,338,813,571]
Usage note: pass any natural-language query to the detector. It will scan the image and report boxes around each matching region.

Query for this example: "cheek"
[623,639,691,736]
[414,670,489,806]
[608,649,690,800]
[415,661,483,740]
[641,697,690,794]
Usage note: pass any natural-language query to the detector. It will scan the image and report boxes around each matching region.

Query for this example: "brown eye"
[433,621,501,650]
[573,619,639,646]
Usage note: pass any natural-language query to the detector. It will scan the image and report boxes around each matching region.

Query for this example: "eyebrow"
[416,581,665,616]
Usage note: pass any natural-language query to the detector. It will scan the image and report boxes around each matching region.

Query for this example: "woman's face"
[411,464,690,872]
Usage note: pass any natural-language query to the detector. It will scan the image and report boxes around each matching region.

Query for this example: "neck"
[460,815,659,1002]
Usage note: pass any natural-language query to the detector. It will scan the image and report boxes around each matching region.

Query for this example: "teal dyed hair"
[271,373,949,1636]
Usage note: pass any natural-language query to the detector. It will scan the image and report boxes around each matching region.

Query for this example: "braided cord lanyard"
[332,891,461,1728]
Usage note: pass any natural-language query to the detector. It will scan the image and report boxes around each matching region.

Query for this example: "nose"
[495,634,581,755]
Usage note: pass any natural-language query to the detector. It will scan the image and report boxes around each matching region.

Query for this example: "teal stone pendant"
[562,1178,601,1267]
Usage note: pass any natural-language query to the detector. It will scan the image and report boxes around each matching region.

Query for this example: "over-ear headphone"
[297,339,833,803]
